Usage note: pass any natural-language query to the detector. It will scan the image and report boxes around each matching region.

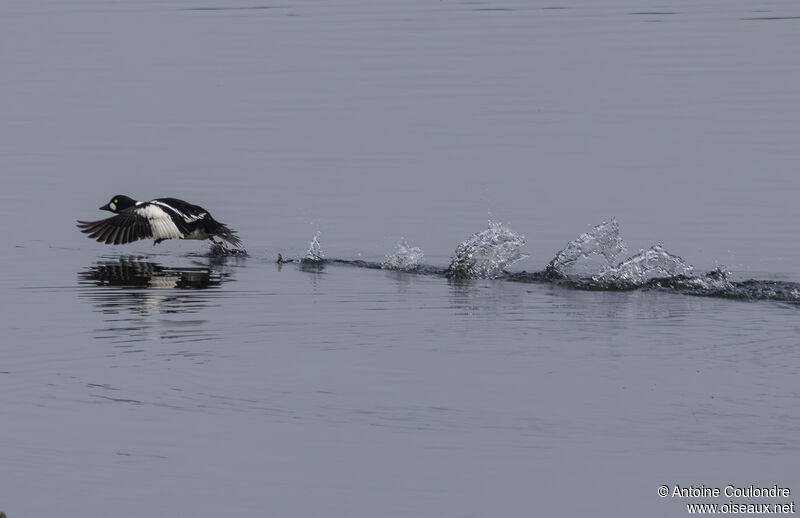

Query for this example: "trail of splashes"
[382,238,424,271]
[275,220,799,304]
[304,231,325,262]
[546,218,627,278]
[445,221,527,279]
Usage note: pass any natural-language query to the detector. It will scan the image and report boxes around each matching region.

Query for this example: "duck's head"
[101,195,136,213]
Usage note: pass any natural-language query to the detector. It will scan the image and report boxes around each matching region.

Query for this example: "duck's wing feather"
[152,198,208,223]
[77,211,153,245]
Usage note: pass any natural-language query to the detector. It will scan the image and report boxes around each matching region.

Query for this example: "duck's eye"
[114,199,118,204]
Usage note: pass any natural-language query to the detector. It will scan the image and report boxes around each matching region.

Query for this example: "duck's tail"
[210,221,243,248]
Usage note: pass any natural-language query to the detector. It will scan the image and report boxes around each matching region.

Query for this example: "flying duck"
[77,195,242,249]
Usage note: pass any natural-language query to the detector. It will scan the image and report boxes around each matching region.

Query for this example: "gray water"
[1,0,799,516]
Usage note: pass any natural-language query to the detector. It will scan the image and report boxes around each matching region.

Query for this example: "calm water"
[1,0,799,516]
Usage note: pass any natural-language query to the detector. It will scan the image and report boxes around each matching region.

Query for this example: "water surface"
[1,0,799,516]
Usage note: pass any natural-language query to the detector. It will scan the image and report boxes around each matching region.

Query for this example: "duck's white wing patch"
[181,212,206,223]
[151,201,206,223]
[135,204,183,239]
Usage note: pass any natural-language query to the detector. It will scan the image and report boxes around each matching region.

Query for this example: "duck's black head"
[101,195,137,213]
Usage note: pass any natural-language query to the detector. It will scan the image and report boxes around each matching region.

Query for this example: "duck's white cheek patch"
[109,202,116,211]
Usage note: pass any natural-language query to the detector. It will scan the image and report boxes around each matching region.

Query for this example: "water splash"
[303,231,325,262]
[591,244,694,288]
[546,218,627,278]
[382,238,424,271]
[445,221,527,279]
[545,219,692,289]
[209,242,247,257]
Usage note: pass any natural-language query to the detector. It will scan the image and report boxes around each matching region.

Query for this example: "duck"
[77,195,242,249]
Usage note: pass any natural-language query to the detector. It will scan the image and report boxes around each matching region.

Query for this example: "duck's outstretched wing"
[77,212,153,245]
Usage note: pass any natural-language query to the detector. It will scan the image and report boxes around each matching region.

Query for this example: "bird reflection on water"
[79,256,230,291]
[78,256,236,344]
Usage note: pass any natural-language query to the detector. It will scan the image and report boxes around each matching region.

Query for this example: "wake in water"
[275,220,800,304]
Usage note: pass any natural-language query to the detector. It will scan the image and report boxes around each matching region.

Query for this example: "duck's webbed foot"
[209,238,231,255]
